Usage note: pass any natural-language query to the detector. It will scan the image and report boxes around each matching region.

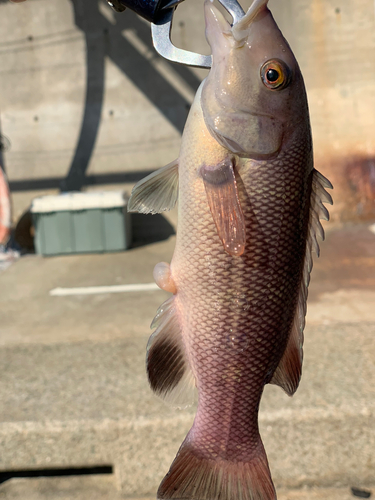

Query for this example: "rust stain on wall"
[309,224,375,301]
[316,154,375,224]
[345,156,375,219]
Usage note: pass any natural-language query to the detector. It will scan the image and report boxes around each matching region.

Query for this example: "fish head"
[202,0,309,158]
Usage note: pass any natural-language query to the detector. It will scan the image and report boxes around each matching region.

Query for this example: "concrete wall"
[0,0,374,223]
[274,0,375,223]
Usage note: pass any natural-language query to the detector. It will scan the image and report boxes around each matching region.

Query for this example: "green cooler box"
[31,191,132,256]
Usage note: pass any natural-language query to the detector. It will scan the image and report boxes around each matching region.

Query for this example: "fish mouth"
[232,0,269,41]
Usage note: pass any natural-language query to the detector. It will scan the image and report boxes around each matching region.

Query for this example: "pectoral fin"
[201,160,246,256]
[128,159,178,214]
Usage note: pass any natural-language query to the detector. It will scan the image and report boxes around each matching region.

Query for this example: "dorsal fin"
[271,169,333,396]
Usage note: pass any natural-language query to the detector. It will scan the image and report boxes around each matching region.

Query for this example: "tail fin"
[158,438,276,500]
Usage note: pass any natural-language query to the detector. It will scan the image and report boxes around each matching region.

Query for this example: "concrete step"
[0,224,374,497]
[0,475,373,500]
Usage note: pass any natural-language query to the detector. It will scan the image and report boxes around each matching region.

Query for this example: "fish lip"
[232,0,269,41]
[243,0,269,21]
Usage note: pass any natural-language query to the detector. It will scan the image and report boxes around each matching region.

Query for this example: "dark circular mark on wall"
[0,134,11,152]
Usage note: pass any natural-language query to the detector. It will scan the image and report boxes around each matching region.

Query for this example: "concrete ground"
[0,215,374,499]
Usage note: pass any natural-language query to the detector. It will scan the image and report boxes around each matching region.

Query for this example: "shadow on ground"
[131,213,175,248]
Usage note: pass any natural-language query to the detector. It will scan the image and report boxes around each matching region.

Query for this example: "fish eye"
[260,59,291,90]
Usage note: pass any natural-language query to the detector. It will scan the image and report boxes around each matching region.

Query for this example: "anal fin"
[128,159,178,214]
[201,159,246,256]
[147,297,196,408]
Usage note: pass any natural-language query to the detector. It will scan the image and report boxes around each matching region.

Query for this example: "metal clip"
[151,0,245,68]
[107,0,245,68]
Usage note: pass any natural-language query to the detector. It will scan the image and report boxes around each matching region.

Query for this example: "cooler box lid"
[31,191,127,213]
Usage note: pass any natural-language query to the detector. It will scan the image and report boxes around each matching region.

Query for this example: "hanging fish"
[129,0,333,498]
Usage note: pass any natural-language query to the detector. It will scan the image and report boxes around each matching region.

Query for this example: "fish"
[128,0,333,499]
